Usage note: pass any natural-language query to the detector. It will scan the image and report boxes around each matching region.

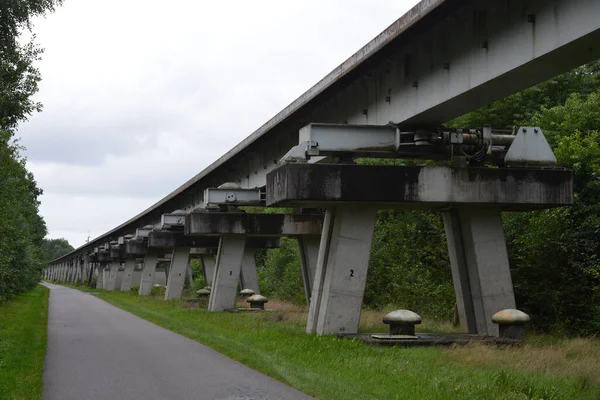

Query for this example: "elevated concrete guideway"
[46,0,600,263]
[45,0,596,337]
[42,283,313,400]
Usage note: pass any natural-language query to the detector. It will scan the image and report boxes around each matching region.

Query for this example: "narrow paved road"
[42,283,313,400]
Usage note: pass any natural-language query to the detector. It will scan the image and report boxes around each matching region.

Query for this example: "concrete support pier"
[239,249,260,293]
[443,208,516,337]
[297,236,320,305]
[139,253,158,295]
[120,259,136,292]
[209,236,246,311]
[105,261,119,290]
[202,255,216,286]
[96,264,105,289]
[307,206,378,335]
[164,247,191,300]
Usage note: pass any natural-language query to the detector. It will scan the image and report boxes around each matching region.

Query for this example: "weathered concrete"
[96,264,105,289]
[42,283,313,400]
[267,164,573,209]
[164,247,190,300]
[105,261,120,291]
[186,212,324,236]
[443,208,516,337]
[125,239,148,256]
[239,249,260,294]
[139,252,158,296]
[120,259,136,292]
[297,236,320,305]
[201,255,216,287]
[209,236,246,311]
[307,206,377,335]
[149,231,220,249]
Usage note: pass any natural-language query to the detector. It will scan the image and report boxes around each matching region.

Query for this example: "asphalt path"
[42,283,313,400]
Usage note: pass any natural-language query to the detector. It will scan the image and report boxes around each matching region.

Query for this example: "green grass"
[0,285,49,400]
[89,290,600,400]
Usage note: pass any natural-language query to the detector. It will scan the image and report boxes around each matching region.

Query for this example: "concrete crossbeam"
[148,231,282,249]
[125,239,148,256]
[185,212,324,236]
[267,164,573,210]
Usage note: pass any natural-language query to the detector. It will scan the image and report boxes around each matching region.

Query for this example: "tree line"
[0,0,63,303]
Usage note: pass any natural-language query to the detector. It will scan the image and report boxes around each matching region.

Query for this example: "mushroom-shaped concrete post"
[382,310,422,336]
[247,294,268,310]
[196,288,211,299]
[491,309,530,340]
[240,288,255,299]
[203,286,211,291]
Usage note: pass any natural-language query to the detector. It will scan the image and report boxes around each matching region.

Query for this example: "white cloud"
[20,0,419,247]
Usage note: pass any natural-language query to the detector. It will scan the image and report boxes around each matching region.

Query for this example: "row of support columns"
[43,206,514,338]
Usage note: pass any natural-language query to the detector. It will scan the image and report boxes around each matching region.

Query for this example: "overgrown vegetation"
[0,0,63,303]
[256,61,600,334]
[40,238,74,264]
[93,291,600,400]
[0,285,49,399]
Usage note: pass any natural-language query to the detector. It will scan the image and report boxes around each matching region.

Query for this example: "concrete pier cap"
[185,212,324,236]
[266,164,573,209]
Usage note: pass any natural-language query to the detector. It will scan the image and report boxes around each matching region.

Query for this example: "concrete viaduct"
[45,0,599,337]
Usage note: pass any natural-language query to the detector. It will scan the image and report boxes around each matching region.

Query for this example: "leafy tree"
[0,0,63,302]
[40,238,74,264]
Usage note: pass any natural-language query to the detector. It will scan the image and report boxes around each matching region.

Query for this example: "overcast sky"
[19,0,418,248]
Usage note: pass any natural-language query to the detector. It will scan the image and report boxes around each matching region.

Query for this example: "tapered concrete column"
[443,208,516,337]
[202,255,216,286]
[120,259,136,291]
[73,259,80,284]
[297,236,320,305]
[139,252,158,296]
[186,263,193,288]
[209,236,246,311]
[87,260,95,286]
[105,261,120,290]
[96,263,105,289]
[239,248,260,294]
[164,247,191,300]
[307,206,378,335]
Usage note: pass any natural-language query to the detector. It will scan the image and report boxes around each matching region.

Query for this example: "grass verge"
[0,285,49,400]
[88,290,600,400]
